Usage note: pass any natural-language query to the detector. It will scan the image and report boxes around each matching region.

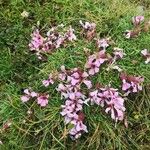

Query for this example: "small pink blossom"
[21,89,38,102]
[29,29,44,50]
[21,95,30,102]
[79,20,96,30]
[96,38,109,50]
[141,49,150,64]
[120,73,144,95]
[85,50,107,75]
[113,47,125,59]
[42,73,54,87]
[124,30,132,39]
[132,16,144,26]
[65,26,77,41]
[37,94,49,107]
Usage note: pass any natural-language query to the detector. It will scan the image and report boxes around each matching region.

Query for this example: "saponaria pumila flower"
[21,88,49,107]
[120,73,144,96]
[96,38,110,50]
[88,87,126,122]
[42,73,55,87]
[21,21,146,140]
[141,49,150,64]
[85,50,108,75]
[29,25,76,59]
[132,16,144,26]
[56,66,91,139]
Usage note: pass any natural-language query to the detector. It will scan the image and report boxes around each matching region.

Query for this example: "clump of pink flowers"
[21,20,147,140]
[88,87,125,122]
[29,25,76,59]
[141,49,150,64]
[21,88,49,107]
[120,73,144,95]
[56,67,90,139]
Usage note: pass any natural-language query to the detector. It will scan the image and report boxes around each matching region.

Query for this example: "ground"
[0,0,150,149]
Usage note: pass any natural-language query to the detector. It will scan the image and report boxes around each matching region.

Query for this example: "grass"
[0,0,150,149]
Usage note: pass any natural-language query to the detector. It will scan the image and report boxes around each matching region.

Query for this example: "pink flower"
[21,95,30,102]
[79,20,96,30]
[28,25,77,60]
[55,35,65,48]
[37,94,49,107]
[122,79,131,91]
[85,50,107,75]
[96,38,109,50]
[132,16,144,26]
[29,29,44,50]
[141,49,150,64]
[120,73,144,95]
[113,47,125,59]
[65,26,77,41]
[21,88,38,102]
[124,30,132,39]
[42,73,54,87]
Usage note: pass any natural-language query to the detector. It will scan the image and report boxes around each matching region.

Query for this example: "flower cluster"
[89,87,125,122]
[56,67,90,139]
[141,49,150,64]
[29,26,76,59]
[120,73,144,95]
[21,20,146,140]
[21,88,49,107]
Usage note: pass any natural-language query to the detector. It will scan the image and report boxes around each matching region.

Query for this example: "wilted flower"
[79,20,96,40]
[141,49,150,64]
[132,16,144,26]
[124,27,141,39]
[124,30,132,39]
